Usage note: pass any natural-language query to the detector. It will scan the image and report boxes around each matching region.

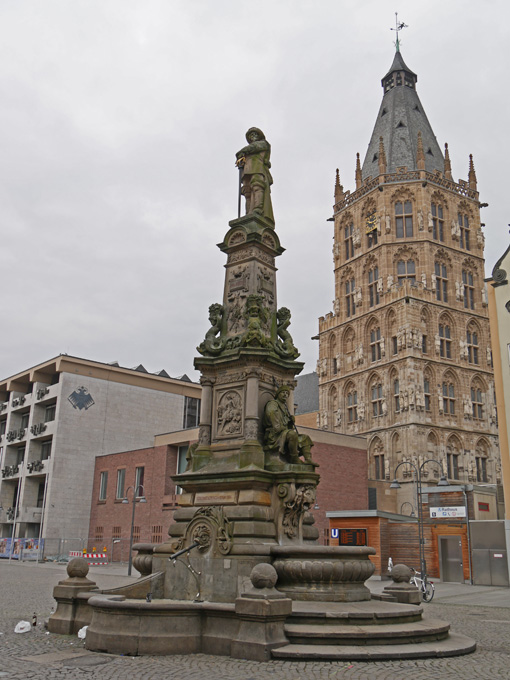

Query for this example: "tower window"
[462,270,474,309]
[368,267,380,306]
[347,390,358,423]
[467,329,479,364]
[397,259,416,286]
[371,383,383,417]
[344,223,354,260]
[439,324,452,359]
[435,262,448,302]
[458,213,471,250]
[370,328,382,362]
[345,278,356,318]
[394,379,400,412]
[375,454,385,479]
[447,449,459,480]
[471,387,483,419]
[395,201,413,238]
[442,382,455,415]
[476,456,487,483]
[431,203,444,241]
[424,378,431,411]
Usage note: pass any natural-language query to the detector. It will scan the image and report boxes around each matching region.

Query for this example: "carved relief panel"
[214,387,245,440]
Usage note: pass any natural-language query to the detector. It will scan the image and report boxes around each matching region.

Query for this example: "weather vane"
[391,12,408,52]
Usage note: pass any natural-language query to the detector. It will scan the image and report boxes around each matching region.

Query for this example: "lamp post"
[390,459,448,578]
[122,485,146,576]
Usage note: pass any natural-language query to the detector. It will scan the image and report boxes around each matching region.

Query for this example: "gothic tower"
[317,49,499,509]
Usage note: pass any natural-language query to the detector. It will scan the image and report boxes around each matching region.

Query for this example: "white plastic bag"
[77,625,88,639]
[14,621,31,634]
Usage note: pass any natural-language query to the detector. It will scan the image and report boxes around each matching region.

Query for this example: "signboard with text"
[430,506,466,519]
[331,528,367,546]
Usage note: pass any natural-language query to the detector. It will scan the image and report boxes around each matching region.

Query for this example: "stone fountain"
[49,129,476,660]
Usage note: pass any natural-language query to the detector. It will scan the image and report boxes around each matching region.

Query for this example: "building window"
[458,213,470,250]
[476,458,488,483]
[21,413,29,429]
[370,328,382,362]
[394,379,400,412]
[431,203,444,241]
[44,404,56,422]
[442,383,455,415]
[133,526,141,543]
[346,278,356,317]
[439,324,452,359]
[183,396,200,429]
[116,469,126,499]
[0,419,6,436]
[135,467,145,496]
[424,378,431,411]
[16,446,25,465]
[332,357,338,375]
[375,454,385,480]
[344,223,354,259]
[37,481,45,508]
[471,387,483,419]
[151,525,163,544]
[99,471,108,501]
[467,329,479,364]
[397,259,416,285]
[95,526,104,540]
[347,390,358,423]
[395,200,413,238]
[368,267,380,307]
[463,270,474,309]
[112,526,121,539]
[422,335,428,354]
[371,384,383,417]
[447,452,459,480]
[41,440,52,460]
[435,262,448,302]
[392,336,398,355]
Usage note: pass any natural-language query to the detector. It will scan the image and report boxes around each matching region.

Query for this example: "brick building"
[316,48,499,511]
[88,426,368,558]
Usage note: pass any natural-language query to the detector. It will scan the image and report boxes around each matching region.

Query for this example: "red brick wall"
[311,443,368,544]
[88,445,179,558]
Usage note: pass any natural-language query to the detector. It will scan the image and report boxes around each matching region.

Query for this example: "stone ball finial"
[390,564,412,583]
[250,563,278,590]
[67,557,89,579]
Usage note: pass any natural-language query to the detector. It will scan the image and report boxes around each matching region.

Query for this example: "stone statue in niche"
[263,386,317,466]
[274,307,300,359]
[235,127,274,224]
[197,303,224,356]
[242,294,270,348]
[217,390,243,436]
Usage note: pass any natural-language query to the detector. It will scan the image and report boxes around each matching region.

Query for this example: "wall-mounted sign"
[430,506,466,518]
[331,528,367,546]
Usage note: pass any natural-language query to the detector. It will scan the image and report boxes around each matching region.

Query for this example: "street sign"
[330,528,367,546]
[430,506,466,518]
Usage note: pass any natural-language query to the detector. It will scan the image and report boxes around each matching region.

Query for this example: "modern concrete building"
[0,355,200,555]
[316,48,500,511]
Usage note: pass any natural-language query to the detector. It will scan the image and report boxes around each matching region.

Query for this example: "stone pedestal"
[48,558,98,635]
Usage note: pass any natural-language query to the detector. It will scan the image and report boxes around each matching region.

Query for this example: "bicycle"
[410,567,435,602]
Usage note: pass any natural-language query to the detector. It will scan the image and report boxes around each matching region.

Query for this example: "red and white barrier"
[69,551,108,566]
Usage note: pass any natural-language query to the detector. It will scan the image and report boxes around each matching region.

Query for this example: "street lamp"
[122,485,146,576]
[390,458,448,578]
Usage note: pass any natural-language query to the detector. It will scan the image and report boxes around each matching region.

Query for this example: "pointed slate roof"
[362,50,444,179]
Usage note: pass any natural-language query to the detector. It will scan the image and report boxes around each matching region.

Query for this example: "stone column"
[239,370,264,468]
[194,378,214,470]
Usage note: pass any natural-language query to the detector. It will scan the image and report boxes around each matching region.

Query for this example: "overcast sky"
[1,1,508,382]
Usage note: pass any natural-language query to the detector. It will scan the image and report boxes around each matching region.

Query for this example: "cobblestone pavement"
[1,562,510,679]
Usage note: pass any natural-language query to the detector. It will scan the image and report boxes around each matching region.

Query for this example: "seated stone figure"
[263,386,315,465]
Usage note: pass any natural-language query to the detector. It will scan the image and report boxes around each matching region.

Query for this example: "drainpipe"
[462,485,473,585]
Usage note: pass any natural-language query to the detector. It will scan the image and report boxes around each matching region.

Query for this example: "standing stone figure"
[263,386,315,465]
[236,127,274,224]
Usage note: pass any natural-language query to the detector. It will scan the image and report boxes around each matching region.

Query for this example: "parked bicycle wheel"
[422,582,435,602]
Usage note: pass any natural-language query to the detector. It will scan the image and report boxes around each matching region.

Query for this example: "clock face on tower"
[365,212,378,233]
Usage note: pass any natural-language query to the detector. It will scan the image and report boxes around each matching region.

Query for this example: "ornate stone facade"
[318,51,499,494]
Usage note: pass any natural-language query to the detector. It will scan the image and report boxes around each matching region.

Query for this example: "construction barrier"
[69,550,109,566]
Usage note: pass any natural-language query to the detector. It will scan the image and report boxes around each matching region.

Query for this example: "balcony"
[11,394,32,410]
[6,428,26,442]
[1,464,20,478]
[30,422,47,437]
[27,460,47,474]
[19,506,43,524]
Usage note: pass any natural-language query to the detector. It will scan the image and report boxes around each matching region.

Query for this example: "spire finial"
[468,154,477,190]
[391,12,408,52]
[378,137,387,175]
[355,153,362,189]
[444,143,452,179]
[416,131,425,171]
[334,168,344,202]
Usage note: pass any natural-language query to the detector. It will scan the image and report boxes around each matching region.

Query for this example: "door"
[439,536,464,582]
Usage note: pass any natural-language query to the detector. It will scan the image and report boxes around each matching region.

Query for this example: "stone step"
[289,600,423,626]
[271,632,476,660]
[284,618,450,645]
